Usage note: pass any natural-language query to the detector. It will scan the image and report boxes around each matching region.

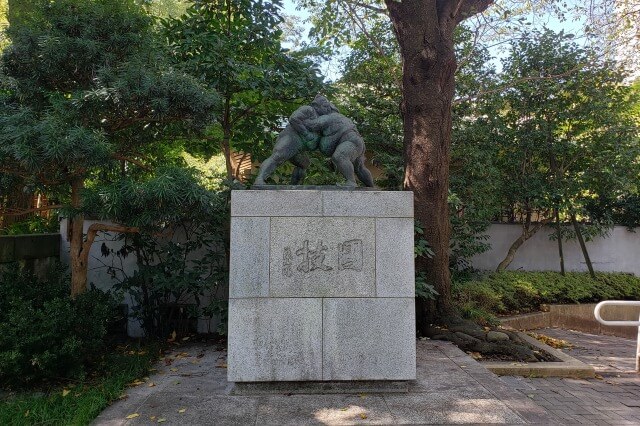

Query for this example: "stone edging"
[500,303,640,339]
[482,332,595,379]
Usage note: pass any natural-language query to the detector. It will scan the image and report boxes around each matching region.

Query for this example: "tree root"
[425,316,541,362]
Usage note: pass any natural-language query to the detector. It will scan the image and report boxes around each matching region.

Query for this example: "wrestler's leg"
[331,141,360,187]
[254,134,300,185]
[289,152,310,185]
[354,154,375,187]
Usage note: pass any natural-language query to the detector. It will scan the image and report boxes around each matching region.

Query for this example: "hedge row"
[453,271,640,324]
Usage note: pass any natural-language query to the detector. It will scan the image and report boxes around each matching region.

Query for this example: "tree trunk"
[221,95,234,180]
[555,208,565,275]
[386,0,457,324]
[70,177,87,298]
[571,213,596,278]
[496,217,551,271]
[382,0,494,328]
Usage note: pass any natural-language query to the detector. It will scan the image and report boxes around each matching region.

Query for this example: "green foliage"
[0,264,119,388]
[454,271,640,324]
[87,166,230,338]
[0,215,58,235]
[414,221,438,301]
[494,28,640,227]
[0,0,217,232]
[0,342,157,425]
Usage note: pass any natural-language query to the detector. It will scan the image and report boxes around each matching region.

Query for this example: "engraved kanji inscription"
[338,239,363,271]
[296,240,332,273]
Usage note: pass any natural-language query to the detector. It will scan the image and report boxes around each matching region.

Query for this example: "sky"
[279,0,592,80]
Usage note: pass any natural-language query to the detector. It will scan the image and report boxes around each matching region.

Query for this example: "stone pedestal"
[227,189,416,382]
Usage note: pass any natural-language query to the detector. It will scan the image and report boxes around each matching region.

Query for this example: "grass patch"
[453,271,640,325]
[0,342,158,426]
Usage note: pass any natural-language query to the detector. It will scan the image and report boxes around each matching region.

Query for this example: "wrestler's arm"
[288,106,317,139]
[303,114,332,133]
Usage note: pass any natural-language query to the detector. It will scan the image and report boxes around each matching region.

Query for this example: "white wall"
[60,219,225,337]
[470,224,640,275]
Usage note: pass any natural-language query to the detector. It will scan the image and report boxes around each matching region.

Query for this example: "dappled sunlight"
[314,405,374,424]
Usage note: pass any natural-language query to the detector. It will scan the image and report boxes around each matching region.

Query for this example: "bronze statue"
[254,95,374,187]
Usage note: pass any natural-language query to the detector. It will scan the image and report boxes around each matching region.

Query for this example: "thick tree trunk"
[383,0,494,328]
[70,177,87,298]
[386,0,457,324]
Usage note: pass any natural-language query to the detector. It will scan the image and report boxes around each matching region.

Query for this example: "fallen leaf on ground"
[126,413,140,419]
[182,336,190,341]
[62,389,71,397]
[216,363,227,368]
[178,408,187,413]
[150,416,156,420]
[170,368,178,372]
[340,407,348,411]
[128,380,145,386]
[24,410,29,417]
[148,382,156,387]
[360,413,368,419]
[167,331,177,342]
[118,393,128,400]
[157,418,167,423]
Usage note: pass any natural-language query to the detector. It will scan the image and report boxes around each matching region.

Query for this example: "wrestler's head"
[311,95,339,115]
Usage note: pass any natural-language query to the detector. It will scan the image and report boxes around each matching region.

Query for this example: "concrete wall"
[0,233,60,278]
[470,224,640,275]
[60,219,225,337]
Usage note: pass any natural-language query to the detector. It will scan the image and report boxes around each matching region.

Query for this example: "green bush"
[453,271,640,323]
[0,264,118,388]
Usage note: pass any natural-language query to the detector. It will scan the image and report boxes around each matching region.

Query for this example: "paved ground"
[93,340,550,425]
[499,328,640,425]
[94,329,640,425]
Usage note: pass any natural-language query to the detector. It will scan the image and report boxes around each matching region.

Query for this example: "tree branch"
[454,63,585,106]
[0,204,63,216]
[455,0,494,24]
[111,153,152,171]
[351,0,388,14]
[82,223,139,260]
[341,0,387,57]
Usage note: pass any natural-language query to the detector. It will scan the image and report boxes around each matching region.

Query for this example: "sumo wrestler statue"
[254,95,374,188]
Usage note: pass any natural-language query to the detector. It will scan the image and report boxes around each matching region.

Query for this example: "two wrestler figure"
[254,95,375,188]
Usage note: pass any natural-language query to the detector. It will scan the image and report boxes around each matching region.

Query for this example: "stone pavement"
[499,328,640,425]
[93,340,551,425]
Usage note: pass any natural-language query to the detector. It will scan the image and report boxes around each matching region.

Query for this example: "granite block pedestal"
[227,189,416,383]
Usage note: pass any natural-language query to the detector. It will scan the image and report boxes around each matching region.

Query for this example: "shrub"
[453,271,640,321]
[0,264,118,388]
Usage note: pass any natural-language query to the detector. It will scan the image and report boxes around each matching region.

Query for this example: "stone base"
[228,189,416,382]
[231,381,411,395]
